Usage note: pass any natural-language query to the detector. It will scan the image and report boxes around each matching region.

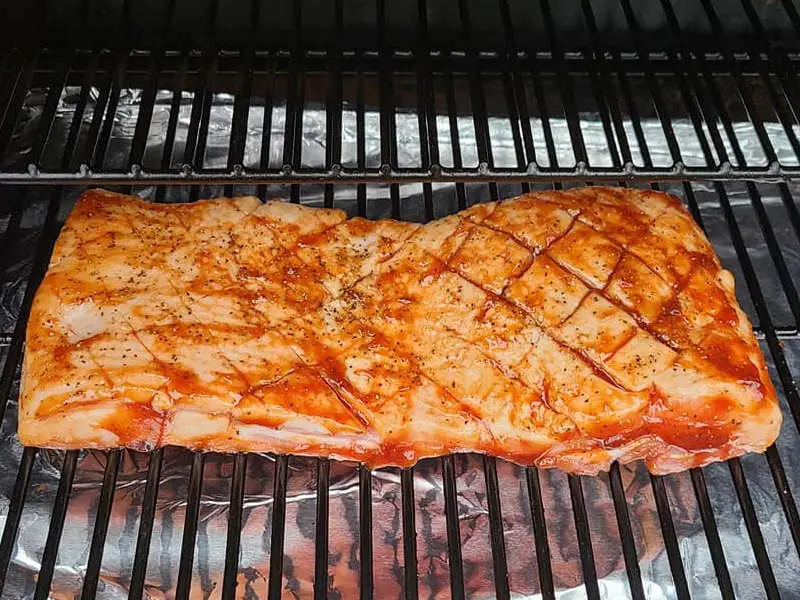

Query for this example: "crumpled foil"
[1,77,800,600]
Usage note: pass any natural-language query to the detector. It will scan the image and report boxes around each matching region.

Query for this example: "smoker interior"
[1,0,800,598]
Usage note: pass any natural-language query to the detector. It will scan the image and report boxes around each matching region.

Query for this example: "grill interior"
[1,0,800,598]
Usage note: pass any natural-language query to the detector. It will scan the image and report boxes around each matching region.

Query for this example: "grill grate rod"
[358,465,373,600]
[0,54,35,157]
[729,458,780,598]
[765,445,800,557]
[376,0,401,219]
[175,452,205,600]
[323,0,344,209]
[690,468,735,596]
[129,448,164,600]
[567,475,600,600]
[460,0,497,201]
[401,467,420,600]
[540,0,586,168]
[34,450,78,600]
[154,52,188,202]
[498,0,536,193]
[525,468,555,600]
[224,0,259,198]
[222,453,247,600]
[267,455,289,600]
[649,475,691,600]
[608,463,646,600]
[256,53,276,202]
[82,450,122,599]
[483,456,510,600]
[416,0,436,218]
[313,459,330,600]
[441,456,466,600]
[442,70,467,210]
[0,447,36,596]
[284,0,305,205]
[581,1,625,169]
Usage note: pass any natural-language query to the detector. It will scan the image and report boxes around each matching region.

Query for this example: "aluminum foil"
[1,75,800,599]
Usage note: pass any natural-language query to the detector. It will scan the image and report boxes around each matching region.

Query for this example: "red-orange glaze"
[19,187,781,475]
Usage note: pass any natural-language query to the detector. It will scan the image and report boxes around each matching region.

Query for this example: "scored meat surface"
[20,187,781,475]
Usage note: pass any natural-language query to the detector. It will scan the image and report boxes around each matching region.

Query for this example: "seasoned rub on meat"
[19,187,780,475]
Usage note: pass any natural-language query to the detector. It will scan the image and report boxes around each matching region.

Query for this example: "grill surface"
[1,0,800,598]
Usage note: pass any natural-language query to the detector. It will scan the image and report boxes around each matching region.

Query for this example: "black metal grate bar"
[82,449,122,599]
[313,459,330,600]
[0,447,36,597]
[354,52,367,217]
[649,475,691,600]
[29,53,71,169]
[567,475,601,600]
[0,54,35,158]
[621,0,682,167]
[540,0,587,168]
[222,453,247,600]
[483,456,510,600]
[267,455,289,600]
[459,0,492,171]
[765,445,800,558]
[779,182,800,261]
[225,43,253,199]
[591,5,634,167]
[459,0,497,202]
[376,0,401,218]
[183,55,216,189]
[690,468,735,596]
[443,70,467,210]
[284,0,305,205]
[441,455,465,600]
[416,0,436,218]
[255,54,276,201]
[581,1,624,170]
[498,0,535,191]
[159,53,189,176]
[728,458,780,598]
[358,465,373,600]
[128,448,164,600]
[608,464,646,600]
[323,0,344,209]
[525,468,555,600]
[91,55,127,173]
[400,467,419,600]
[175,452,205,600]
[34,450,78,600]
[129,54,162,170]
[226,0,259,184]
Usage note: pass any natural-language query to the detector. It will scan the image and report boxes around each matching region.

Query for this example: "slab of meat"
[20,187,780,474]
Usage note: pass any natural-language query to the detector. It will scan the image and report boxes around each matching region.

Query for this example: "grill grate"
[0,0,800,598]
